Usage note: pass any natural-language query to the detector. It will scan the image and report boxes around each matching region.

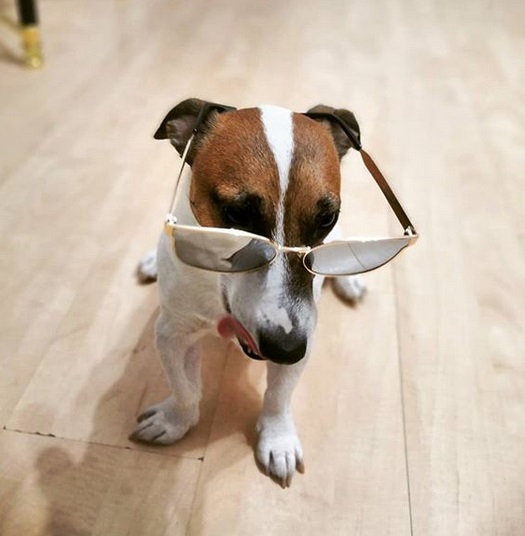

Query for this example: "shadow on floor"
[33,297,263,535]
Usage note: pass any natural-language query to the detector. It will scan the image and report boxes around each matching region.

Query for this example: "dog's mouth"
[217,315,265,361]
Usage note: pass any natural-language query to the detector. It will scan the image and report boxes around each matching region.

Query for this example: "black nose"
[258,329,307,365]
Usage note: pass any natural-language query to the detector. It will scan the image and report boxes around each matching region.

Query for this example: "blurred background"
[0,0,524,535]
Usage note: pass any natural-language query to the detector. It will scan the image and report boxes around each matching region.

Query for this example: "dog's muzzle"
[217,315,307,364]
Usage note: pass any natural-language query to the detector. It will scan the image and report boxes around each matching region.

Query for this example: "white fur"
[259,105,293,244]
[260,303,293,334]
[255,105,296,337]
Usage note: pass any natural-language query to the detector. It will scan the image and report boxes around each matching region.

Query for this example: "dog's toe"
[331,275,367,305]
[130,418,169,444]
[256,415,304,488]
[130,397,198,445]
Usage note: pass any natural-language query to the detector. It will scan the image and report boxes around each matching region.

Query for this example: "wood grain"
[0,430,200,536]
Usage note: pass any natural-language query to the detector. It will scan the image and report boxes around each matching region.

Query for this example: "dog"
[131,99,366,487]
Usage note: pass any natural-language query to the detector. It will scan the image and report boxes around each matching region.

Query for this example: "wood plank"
[0,0,231,445]
[0,430,201,536]
[1,119,230,457]
[384,0,525,534]
[6,294,228,460]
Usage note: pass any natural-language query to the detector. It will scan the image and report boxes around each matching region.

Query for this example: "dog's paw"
[129,396,198,445]
[136,249,158,284]
[331,275,367,305]
[256,414,305,488]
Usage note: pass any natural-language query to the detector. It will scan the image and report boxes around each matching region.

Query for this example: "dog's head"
[155,98,360,365]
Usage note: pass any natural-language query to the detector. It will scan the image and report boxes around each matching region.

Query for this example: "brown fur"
[190,108,279,230]
[285,113,341,247]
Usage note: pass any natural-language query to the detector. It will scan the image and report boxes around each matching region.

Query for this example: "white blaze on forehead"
[257,105,295,336]
[259,105,294,243]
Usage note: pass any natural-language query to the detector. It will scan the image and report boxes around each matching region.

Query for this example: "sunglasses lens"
[304,237,411,276]
[174,227,277,272]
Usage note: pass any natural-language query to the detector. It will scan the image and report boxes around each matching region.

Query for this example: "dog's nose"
[258,329,307,365]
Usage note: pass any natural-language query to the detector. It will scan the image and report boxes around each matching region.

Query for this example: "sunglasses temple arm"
[359,149,417,237]
[302,111,417,237]
[167,133,195,217]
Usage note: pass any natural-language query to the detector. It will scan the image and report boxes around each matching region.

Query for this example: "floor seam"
[1,426,204,462]
[392,266,415,536]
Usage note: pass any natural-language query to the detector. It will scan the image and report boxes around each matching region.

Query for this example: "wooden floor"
[1,0,524,534]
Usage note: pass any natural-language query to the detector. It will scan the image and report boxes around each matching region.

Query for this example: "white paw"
[331,275,367,305]
[256,414,305,488]
[129,396,198,445]
[136,249,158,283]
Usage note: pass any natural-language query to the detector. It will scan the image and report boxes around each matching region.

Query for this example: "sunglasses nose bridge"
[277,245,311,258]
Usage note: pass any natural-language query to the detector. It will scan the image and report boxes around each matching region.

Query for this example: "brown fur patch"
[190,108,279,234]
[284,113,342,247]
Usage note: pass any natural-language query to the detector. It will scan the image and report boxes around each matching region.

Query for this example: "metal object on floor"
[16,0,43,68]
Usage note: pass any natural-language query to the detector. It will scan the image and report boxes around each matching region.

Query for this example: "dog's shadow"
[32,300,264,534]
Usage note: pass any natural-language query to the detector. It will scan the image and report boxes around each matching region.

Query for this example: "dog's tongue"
[217,315,261,356]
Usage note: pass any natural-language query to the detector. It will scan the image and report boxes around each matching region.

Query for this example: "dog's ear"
[306,105,361,159]
[154,98,216,162]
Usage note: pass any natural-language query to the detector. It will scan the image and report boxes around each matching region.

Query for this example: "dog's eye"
[222,205,251,228]
[318,211,338,229]
[315,195,340,232]
[215,193,263,232]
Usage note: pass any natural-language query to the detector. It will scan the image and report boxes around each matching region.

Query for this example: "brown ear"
[155,99,236,165]
[153,98,209,161]
[306,104,361,159]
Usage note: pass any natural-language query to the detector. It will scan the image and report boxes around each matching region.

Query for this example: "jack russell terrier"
[130,99,418,488]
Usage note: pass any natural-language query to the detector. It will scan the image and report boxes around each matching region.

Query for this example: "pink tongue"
[217,315,260,356]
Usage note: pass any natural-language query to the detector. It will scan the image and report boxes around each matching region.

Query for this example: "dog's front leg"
[130,313,202,445]
[256,358,308,488]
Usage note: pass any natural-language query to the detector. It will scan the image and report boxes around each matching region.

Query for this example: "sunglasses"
[162,103,418,276]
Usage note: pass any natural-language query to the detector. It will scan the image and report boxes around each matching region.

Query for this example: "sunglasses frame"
[164,219,307,274]
[162,101,419,275]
